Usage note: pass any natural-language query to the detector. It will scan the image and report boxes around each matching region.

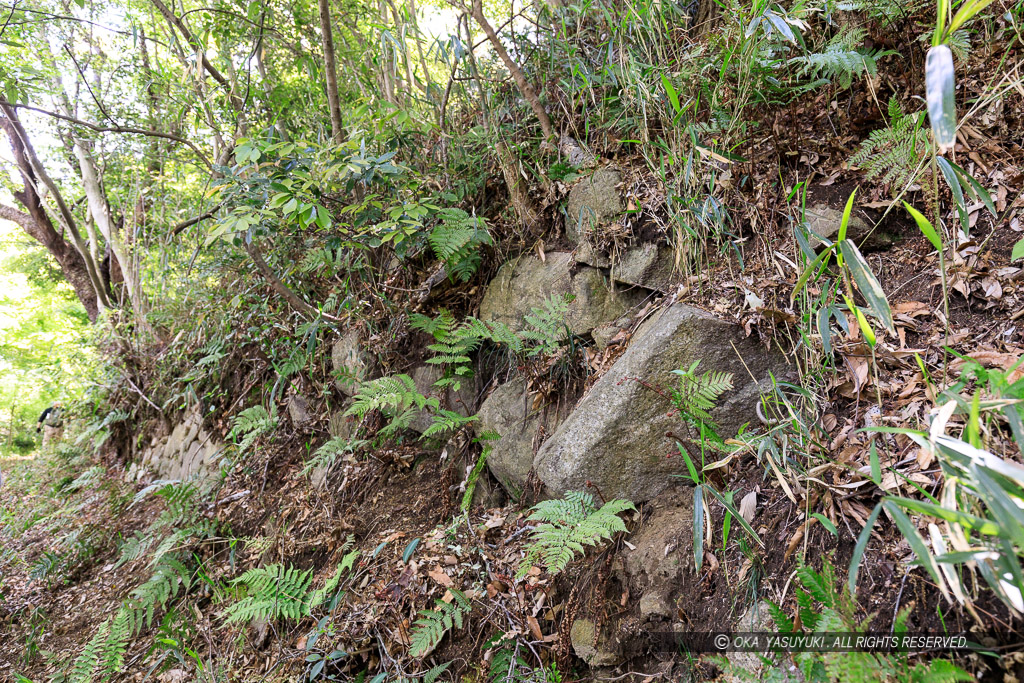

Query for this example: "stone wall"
[132,405,224,483]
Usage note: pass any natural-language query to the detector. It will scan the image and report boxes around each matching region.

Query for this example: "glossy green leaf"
[840,239,894,332]
[903,202,942,252]
[693,485,704,572]
[884,501,950,602]
[848,502,883,595]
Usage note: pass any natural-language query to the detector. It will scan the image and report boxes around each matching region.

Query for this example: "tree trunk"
[0,103,110,315]
[468,0,556,146]
[72,139,154,334]
[0,202,102,321]
[318,0,344,142]
[244,241,340,322]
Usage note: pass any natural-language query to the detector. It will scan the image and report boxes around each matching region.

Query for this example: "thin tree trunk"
[244,241,340,322]
[318,0,344,142]
[460,20,540,230]
[468,0,556,145]
[73,139,154,334]
[406,0,433,95]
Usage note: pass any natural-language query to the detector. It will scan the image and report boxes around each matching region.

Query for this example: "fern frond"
[517,494,634,579]
[229,404,279,454]
[409,589,472,657]
[422,410,479,439]
[670,361,734,428]
[849,97,929,193]
[429,209,491,282]
[345,374,435,420]
[788,30,890,89]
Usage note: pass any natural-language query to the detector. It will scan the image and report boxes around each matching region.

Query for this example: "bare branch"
[6,102,213,170]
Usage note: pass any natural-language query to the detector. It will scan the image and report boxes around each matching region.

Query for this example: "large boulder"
[479,252,643,338]
[287,391,313,427]
[535,304,790,502]
[565,168,623,244]
[805,203,896,250]
[577,242,678,293]
[332,330,378,395]
[476,377,570,497]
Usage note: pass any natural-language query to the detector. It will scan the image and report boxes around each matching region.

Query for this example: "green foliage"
[345,374,438,437]
[422,409,479,439]
[409,588,472,657]
[229,404,279,454]
[517,492,634,579]
[670,361,734,429]
[849,98,929,193]
[719,559,971,682]
[429,208,492,282]
[303,435,367,475]
[67,612,131,683]
[487,634,562,682]
[125,556,195,633]
[410,294,573,387]
[226,560,354,624]
[788,30,893,89]
[850,363,1024,617]
[837,0,929,26]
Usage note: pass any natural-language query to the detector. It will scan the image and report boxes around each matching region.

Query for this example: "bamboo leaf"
[840,240,894,332]
[848,502,883,595]
[903,202,942,252]
[925,45,956,153]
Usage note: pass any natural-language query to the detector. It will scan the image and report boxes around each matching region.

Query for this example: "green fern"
[126,556,194,631]
[789,30,892,89]
[226,564,314,623]
[346,374,437,419]
[229,404,279,454]
[67,609,132,682]
[486,633,562,682]
[836,0,927,26]
[517,492,634,579]
[422,409,478,439]
[429,208,492,282]
[849,97,929,194]
[226,560,354,625]
[409,588,472,657]
[303,434,366,474]
[670,360,734,429]
[519,295,572,357]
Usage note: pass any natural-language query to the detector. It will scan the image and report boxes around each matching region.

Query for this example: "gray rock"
[591,322,624,351]
[577,241,678,293]
[566,168,623,244]
[569,618,623,667]
[805,203,895,250]
[535,304,790,502]
[287,392,313,427]
[328,402,356,440]
[723,601,774,681]
[619,488,694,619]
[479,252,643,338]
[476,377,570,497]
[614,243,677,293]
[408,364,477,434]
[332,330,378,395]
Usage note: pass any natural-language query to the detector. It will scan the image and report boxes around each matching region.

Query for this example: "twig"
[123,374,160,411]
